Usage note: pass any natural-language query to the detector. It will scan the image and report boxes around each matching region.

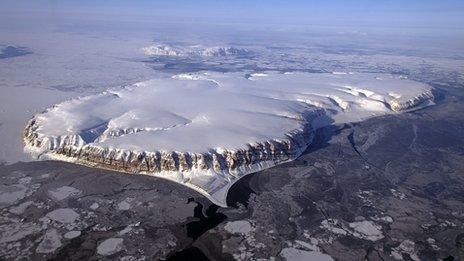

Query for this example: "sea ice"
[36,229,62,254]
[224,220,253,235]
[64,230,81,239]
[0,184,27,205]
[48,186,82,201]
[46,208,80,224]
[97,238,124,256]
[280,247,334,261]
[348,220,384,241]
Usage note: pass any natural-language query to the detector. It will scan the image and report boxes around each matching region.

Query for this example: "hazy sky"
[3,0,464,29]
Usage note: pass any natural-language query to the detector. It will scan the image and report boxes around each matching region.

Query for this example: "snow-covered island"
[24,72,434,206]
[142,43,250,57]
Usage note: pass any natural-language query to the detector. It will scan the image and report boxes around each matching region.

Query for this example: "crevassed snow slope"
[24,72,434,206]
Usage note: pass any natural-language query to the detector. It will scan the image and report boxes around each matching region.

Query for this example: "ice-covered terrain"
[142,43,250,57]
[24,72,434,206]
[0,31,157,163]
[1,18,462,165]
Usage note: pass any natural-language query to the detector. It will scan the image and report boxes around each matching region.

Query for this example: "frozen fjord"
[24,72,434,206]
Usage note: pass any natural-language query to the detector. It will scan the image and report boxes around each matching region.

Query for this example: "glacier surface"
[24,72,434,206]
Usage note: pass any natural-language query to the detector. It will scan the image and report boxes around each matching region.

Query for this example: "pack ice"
[24,72,434,206]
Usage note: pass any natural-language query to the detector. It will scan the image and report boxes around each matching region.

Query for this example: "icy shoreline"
[24,72,435,206]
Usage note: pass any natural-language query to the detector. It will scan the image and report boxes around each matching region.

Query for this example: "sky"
[2,0,464,29]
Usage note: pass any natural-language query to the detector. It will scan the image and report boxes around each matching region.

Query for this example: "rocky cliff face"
[389,89,435,112]
[24,115,316,176]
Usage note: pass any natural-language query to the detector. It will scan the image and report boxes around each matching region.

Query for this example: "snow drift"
[24,72,434,206]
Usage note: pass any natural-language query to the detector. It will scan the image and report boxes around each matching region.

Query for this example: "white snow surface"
[348,220,384,241]
[280,247,334,261]
[224,220,253,235]
[97,238,124,256]
[26,72,433,206]
[142,43,249,57]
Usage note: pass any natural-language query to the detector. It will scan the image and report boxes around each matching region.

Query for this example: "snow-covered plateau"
[24,72,434,206]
